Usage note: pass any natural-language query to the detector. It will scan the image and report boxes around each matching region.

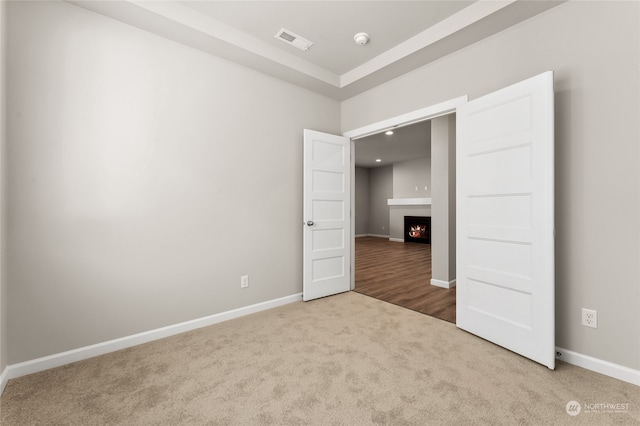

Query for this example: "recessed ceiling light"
[385,130,394,136]
[375,159,382,162]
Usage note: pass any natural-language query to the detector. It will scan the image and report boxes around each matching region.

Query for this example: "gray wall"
[342,1,640,370]
[0,0,6,375]
[7,1,340,364]
[392,157,431,199]
[368,166,392,236]
[430,115,455,283]
[354,167,370,236]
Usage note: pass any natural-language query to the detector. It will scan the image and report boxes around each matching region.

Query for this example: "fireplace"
[404,216,431,244]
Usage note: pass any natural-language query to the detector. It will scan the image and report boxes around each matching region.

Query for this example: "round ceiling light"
[354,32,370,46]
[385,130,394,136]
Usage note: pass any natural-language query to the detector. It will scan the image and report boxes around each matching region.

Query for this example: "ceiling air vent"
[275,28,313,51]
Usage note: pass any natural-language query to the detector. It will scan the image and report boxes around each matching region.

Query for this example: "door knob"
[306,221,314,226]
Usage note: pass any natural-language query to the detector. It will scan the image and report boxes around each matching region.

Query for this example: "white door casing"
[456,71,555,368]
[303,130,351,301]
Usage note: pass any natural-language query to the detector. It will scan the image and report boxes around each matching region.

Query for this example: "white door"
[456,71,555,369]
[303,129,351,301]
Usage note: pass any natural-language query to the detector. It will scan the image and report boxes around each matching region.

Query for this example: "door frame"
[343,95,468,289]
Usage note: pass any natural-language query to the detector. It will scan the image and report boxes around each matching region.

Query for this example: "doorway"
[305,72,555,368]
[351,116,457,323]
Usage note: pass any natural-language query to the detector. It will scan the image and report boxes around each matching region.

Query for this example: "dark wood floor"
[354,236,456,323]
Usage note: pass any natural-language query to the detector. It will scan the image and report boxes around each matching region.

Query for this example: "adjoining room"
[354,119,456,323]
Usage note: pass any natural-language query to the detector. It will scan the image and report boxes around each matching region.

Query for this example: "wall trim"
[389,238,404,243]
[0,366,8,396]
[556,347,640,387]
[367,234,390,239]
[2,293,303,388]
[343,96,468,139]
[431,278,456,289]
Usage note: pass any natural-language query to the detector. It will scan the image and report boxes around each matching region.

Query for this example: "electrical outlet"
[381,226,385,231]
[240,275,249,289]
[581,308,597,328]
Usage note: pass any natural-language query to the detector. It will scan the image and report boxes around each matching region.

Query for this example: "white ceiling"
[354,120,431,168]
[70,0,563,101]
[182,1,473,75]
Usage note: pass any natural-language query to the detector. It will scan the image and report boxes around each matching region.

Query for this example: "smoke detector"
[354,32,370,46]
[275,28,313,51]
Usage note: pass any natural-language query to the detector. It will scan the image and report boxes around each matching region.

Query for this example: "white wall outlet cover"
[581,308,597,328]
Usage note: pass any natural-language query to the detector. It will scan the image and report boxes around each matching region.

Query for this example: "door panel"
[456,71,555,369]
[303,130,351,301]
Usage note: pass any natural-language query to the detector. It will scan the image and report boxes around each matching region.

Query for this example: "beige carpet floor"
[1,291,638,425]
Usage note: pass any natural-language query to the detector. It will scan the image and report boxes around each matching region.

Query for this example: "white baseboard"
[0,365,8,396]
[355,234,368,238]
[431,278,456,289]
[367,234,390,239]
[389,238,404,243]
[556,347,640,386]
[2,293,303,391]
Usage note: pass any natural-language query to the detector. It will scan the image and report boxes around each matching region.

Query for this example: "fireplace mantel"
[387,198,432,206]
